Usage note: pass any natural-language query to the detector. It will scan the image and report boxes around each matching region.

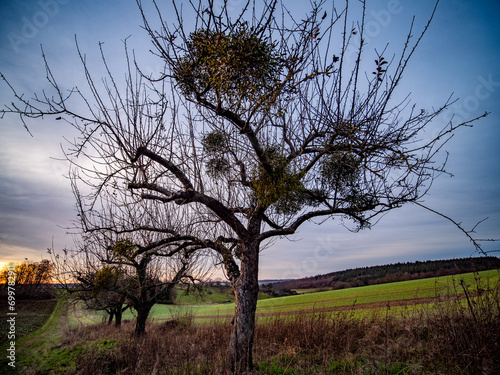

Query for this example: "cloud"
[0,118,75,262]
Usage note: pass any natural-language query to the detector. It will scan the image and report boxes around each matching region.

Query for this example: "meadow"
[2,269,499,374]
[67,269,500,326]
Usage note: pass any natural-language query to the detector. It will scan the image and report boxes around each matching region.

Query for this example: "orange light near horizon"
[0,260,19,268]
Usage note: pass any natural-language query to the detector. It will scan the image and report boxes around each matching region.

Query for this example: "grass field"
[0,299,57,345]
[68,269,500,326]
[3,269,499,374]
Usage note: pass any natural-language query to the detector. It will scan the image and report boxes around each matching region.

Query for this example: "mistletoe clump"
[111,239,138,261]
[251,146,306,213]
[202,131,231,177]
[174,24,281,103]
[93,266,120,295]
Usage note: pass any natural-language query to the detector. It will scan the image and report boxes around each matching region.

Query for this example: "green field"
[68,269,500,326]
[0,299,57,345]
[4,269,498,375]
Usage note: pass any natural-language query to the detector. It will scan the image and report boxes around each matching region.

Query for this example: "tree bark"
[135,306,151,336]
[107,311,115,325]
[114,307,122,327]
[229,241,260,374]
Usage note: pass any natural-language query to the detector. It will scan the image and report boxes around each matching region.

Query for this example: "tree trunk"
[107,311,115,325]
[134,259,151,336]
[114,307,122,327]
[134,306,151,336]
[229,241,260,374]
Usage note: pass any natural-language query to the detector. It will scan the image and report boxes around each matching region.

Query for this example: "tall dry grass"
[52,274,499,374]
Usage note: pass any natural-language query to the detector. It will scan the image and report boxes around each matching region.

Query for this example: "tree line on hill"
[268,257,500,291]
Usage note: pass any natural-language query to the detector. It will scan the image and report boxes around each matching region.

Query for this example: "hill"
[268,256,500,292]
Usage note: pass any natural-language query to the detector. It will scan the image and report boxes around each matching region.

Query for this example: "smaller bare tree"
[49,246,128,326]
[109,237,198,336]
[56,183,211,335]
[77,263,129,326]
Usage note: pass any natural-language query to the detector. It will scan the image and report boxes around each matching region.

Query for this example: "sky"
[0,0,499,280]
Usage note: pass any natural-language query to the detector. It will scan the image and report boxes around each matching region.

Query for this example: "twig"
[413,202,488,256]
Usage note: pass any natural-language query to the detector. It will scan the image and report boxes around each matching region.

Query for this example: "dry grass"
[37,275,500,374]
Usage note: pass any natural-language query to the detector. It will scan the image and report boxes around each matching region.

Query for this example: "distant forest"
[270,257,500,291]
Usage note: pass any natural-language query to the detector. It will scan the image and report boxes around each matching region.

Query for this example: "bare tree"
[76,179,212,334]
[108,237,201,336]
[51,191,209,336]
[0,0,489,372]
[60,255,130,327]
[0,259,54,299]
[85,266,129,327]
